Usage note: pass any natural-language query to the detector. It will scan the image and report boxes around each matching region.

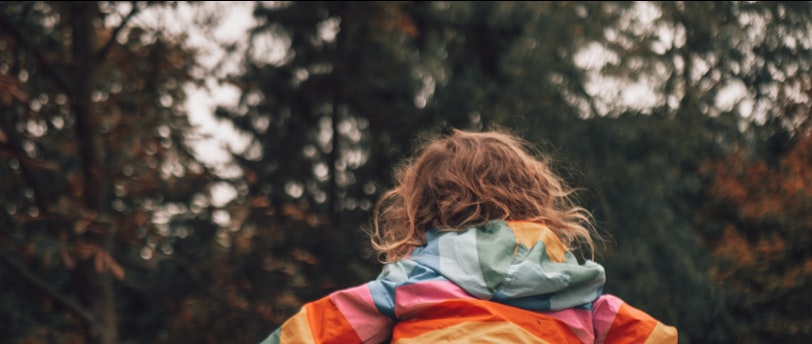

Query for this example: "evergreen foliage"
[0,1,809,343]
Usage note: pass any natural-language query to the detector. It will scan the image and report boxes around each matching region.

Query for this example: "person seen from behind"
[260,128,678,343]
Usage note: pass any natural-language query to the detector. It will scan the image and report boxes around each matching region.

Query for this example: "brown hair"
[370,128,596,263]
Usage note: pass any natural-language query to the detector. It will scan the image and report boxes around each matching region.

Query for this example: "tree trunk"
[69,2,118,343]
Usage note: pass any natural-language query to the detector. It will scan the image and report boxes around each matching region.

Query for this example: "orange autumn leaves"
[704,134,812,223]
[700,131,812,287]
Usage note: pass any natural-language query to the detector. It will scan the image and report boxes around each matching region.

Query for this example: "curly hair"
[369,128,596,263]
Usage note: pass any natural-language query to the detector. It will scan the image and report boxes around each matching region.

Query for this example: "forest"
[0,1,810,343]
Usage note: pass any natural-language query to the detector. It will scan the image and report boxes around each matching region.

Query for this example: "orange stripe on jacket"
[304,296,362,344]
[393,299,582,343]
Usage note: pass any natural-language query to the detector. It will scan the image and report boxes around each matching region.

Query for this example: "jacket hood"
[403,220,605,311]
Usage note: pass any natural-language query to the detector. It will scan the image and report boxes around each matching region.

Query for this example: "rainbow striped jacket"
[260,220,678,343]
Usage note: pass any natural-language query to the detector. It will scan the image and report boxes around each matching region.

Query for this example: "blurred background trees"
[0,1,810,343]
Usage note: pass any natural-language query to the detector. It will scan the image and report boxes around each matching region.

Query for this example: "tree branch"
[0,246,98,326]
[95,1,142,62]
[0,107,63,237]
[0,12,72,93]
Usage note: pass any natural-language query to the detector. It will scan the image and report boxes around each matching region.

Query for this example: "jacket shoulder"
[593,294,678,344]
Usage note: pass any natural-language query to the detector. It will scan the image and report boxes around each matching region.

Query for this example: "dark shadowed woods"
[1,1,810,343]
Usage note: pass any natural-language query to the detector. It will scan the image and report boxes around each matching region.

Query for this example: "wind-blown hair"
[370,128,596,263]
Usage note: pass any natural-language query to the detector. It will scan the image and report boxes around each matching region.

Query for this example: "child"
[260,129,678,343]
